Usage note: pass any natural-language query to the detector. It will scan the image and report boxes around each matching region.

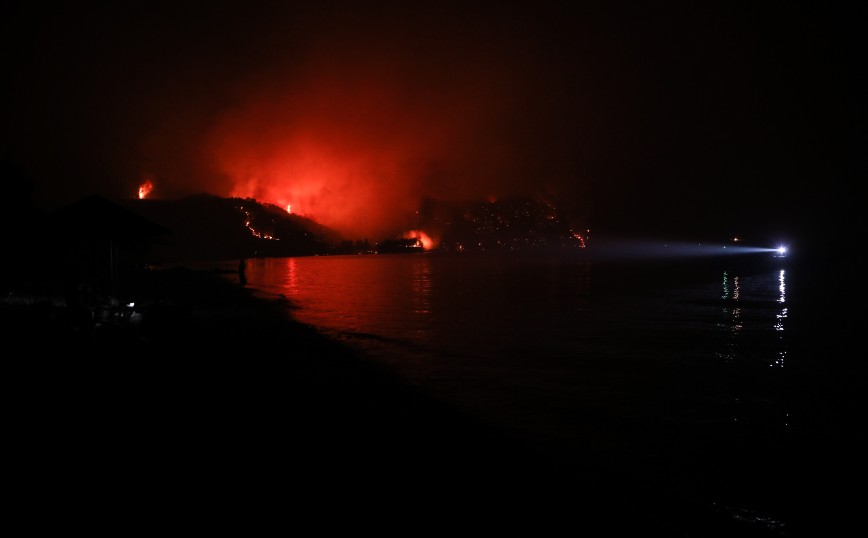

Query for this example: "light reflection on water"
[715,268,788,369]
[242,253,789,397]
[236,252,792,532]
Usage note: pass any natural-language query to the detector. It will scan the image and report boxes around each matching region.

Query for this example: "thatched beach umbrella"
[49,194,170,299]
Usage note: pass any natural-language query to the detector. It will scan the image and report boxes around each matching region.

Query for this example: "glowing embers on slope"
[239,206,279,240]
[570,229,588,248]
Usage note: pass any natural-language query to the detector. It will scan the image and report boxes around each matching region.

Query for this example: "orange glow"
[138,179,154,199]
[402,229,435,250]
[240,207,278,240]
[202,43,535,241]
[570,230,587,248]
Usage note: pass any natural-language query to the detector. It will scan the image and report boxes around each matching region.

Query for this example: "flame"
[204,50,529,242]
[240,207,278,240]
[570,231,587,248]
[138,179,154,199]
[402,229,435,250]
[286,203,292,214]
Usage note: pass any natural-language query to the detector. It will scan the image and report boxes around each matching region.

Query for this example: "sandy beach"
[1,267,621,531]
[4,265,800,535]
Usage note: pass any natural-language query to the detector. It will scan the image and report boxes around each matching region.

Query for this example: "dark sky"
[1,1,854,242]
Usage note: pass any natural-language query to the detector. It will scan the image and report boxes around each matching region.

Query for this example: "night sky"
[2,1,854,243]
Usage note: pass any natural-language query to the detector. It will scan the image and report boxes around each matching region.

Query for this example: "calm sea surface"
[215,251,795,533]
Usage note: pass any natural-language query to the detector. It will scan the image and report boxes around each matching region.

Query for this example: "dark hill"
[418,196,588,253]
[120,194,342,263]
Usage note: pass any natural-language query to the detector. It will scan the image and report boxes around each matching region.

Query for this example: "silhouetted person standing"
[238,258,247,287]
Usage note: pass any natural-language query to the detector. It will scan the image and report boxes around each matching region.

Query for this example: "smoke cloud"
[5,1,828,241]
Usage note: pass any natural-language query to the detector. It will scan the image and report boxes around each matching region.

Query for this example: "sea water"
[227,251,797,534]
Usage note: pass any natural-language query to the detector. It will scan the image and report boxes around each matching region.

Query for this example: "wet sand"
[4,266,797,535]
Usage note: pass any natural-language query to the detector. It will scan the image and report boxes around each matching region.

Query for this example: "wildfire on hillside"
[138,179,154,199]
[401,230,435,250]
[240,206,278,240]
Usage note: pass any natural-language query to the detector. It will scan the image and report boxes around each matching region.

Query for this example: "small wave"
[338,330,396,343]
[710,501,787,536]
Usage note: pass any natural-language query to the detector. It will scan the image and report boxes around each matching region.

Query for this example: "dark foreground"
[3,265,856,535]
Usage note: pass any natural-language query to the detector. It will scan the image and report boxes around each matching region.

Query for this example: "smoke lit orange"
[401,230,435,250]
[138,179,154,199]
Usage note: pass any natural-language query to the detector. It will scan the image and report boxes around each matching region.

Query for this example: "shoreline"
[4,263,797,534]
[2,265,650,531]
